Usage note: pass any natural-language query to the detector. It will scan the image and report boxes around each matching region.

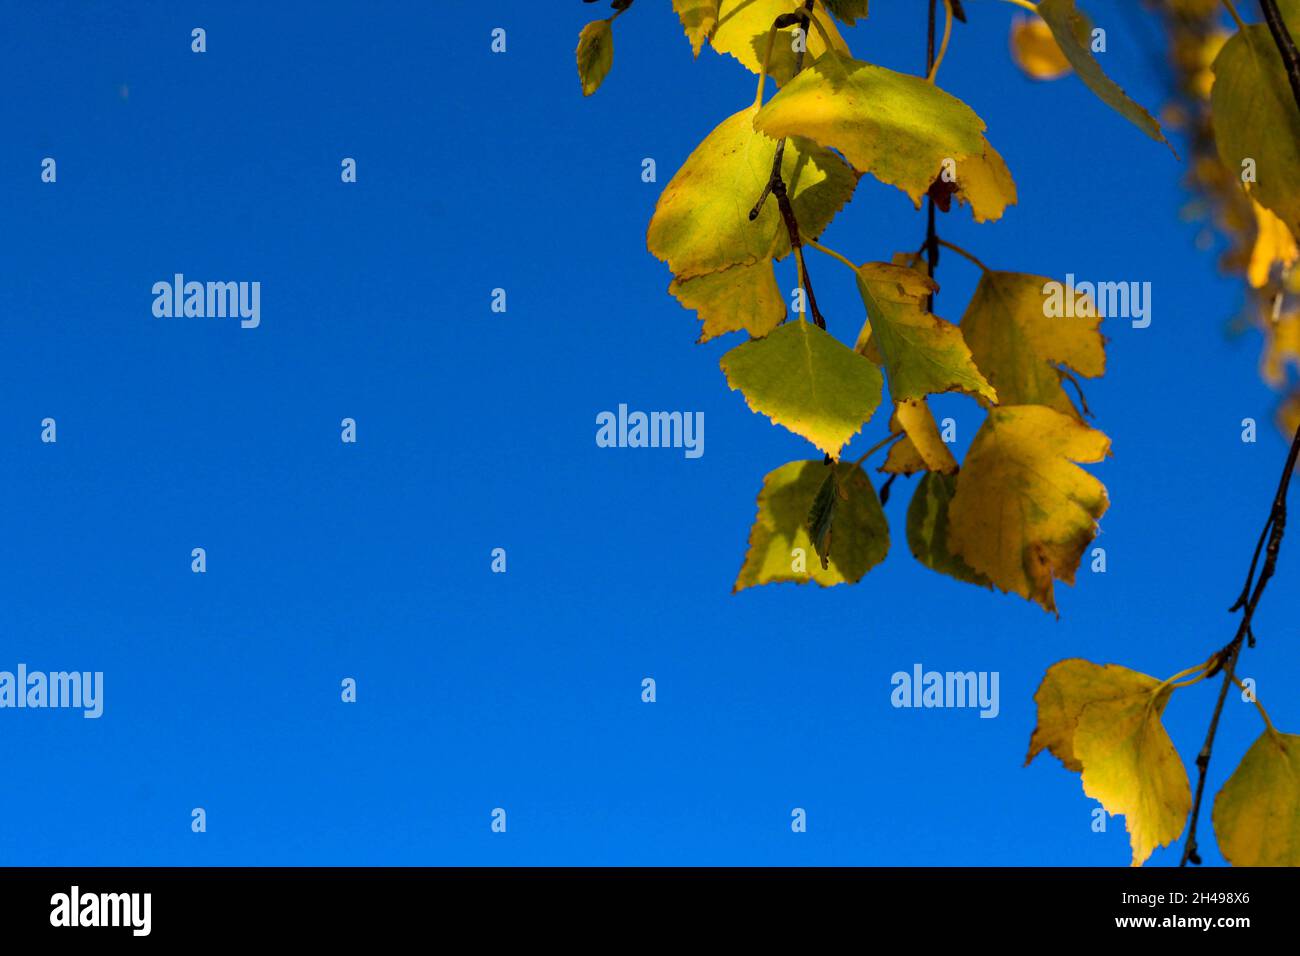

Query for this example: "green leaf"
[822,0,870,25]
[1036,0,1169,148]
[907,472,990,586]
[1213,730,1300,866]
[959,270,1105,418]
[647,105,858,280]
[1211,4,1300,234]
[855,262,996,403]
[576,20,614,97]
[720,319,884,458]
[753,51,988,205]
[735,460,889,591]
[806,469,840,569]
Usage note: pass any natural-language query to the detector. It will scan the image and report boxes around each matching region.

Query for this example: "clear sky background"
[1,0,1296,866]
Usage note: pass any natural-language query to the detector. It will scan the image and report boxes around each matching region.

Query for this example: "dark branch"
[1259,0,1300,115]
[1180,419,1300,865]
[749,0,826,330]
[924,0,940,312]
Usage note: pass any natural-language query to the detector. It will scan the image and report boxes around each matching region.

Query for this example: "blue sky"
[0,0,1295,866]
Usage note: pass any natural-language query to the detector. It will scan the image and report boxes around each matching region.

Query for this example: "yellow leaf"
[881,399,957,476]
[576,20,614,97]
[720,319,884,458]
[1028,659,1191,866]
[669,261,786,343]
[735,459,888,591]
[959,270,1105,418]
[1009,15,1071,81]
[1248,199,1299,289]
[753,51,989,207]
[647,105,857,280]
[1213,730,1300,866]
[855,262,997,403]
[1263,311,1300,387]
[713,0,850,86]
[951,140,1018,223]
[949,406,1109,613]
[671,0,719,57]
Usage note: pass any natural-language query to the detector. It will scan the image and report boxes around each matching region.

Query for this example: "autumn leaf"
[1009,14,1072,81]
[753,51,989,207]
[712,0,850,86]
[1247,197,1299,289]
[1262,310,1300,387]
[1037,0,1170,148]
[671,0,719,57]
[949,406,1109,613]
[855,262,996,403]
[822,0,870,26]
[959,270,1105,418]
[720,319,884,458]
[1028,659,1191,866]
[907,471,990,586]
[735,459,888,591]
[576,20,614,97]
[647,105,857,280]
[948,140,1018,223]
[881,399,957,476]
[669,260,786,343]
[806,468,841,569]
[1213,729,1300,866]
[1212,3,1300,233]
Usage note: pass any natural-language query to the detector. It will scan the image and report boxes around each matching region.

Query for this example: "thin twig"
[1179,419,1300,865]
[924,0,940,312]
[749,1,827,330]
[1259,0,1300,115]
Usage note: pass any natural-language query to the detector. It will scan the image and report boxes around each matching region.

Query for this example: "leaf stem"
[998,0,1040,14]
[1162,659,1214,688]
[928,0,955,82]
[803,236,860,276]
[1228,672,1278,735]
[1221,0,1247,33]
[854,431,905,466]
[936,237,991,273]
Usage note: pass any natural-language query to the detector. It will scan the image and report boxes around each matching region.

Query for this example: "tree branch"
[1259,0,1300,115]
[924,0,940,312]
[749,0,827,330]
[1179,419,1300,865]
